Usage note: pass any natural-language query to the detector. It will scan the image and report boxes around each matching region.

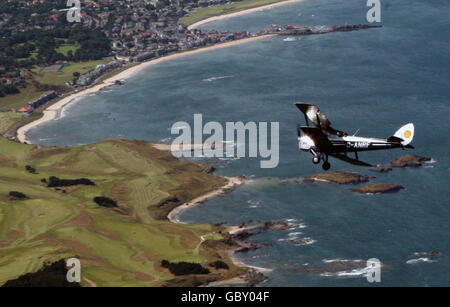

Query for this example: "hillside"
[0,138,244,286]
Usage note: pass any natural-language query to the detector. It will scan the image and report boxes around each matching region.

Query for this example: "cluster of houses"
[1,0,258,113]
[73,60,122,86]
[12,91,57,113]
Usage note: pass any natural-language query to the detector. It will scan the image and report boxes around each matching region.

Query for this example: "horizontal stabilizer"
[387,136,404,143]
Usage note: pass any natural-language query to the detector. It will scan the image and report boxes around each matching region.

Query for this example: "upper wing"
[296,103,347,137]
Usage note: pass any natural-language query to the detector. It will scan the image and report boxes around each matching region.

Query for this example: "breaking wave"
[202,75,234,82]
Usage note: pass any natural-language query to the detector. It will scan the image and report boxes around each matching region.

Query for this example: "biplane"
[296,103,415,170]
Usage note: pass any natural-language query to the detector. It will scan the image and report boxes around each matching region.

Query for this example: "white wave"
[406,257,436,264]
[288,232,303,237]
[202,75,234,82]
[322,259,363,263]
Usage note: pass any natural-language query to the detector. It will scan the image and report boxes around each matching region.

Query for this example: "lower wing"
[329,153,373,167]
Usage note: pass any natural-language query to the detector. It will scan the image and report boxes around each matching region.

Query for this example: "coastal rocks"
[369,167,392,173]
[298,259,368,277]
[284,238,315,246]
[243,269,268,287]
[390,155,431,168]
[202,165,216,174]
[304,171,370,184]
[351,183,404,194]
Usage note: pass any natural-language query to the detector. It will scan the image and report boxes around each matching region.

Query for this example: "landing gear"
[310,150,331,170]
[312,156,320,164]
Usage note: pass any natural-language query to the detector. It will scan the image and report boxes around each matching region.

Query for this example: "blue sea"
[28,0,449,286]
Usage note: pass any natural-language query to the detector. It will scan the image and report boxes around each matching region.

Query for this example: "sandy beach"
[187,0,306,30]
[167,176,244,223]
[16,34,275,144]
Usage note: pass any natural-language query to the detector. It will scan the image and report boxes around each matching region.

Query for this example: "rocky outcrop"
[390,155,431,168]
[243,269,268,287]
[297,259,367,275]
[352,183,404,194]
[369,167,392,173]
[305,172,370,184]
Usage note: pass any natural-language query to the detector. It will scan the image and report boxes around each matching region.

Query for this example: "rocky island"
[390,155,432,168]
[304,171,370,184]
[352,183,405,194]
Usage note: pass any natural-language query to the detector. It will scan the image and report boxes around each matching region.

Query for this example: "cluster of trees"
[25,165,37,174]
[209,260,229,270]
[9,191,28,200]
[161,260,210,276]
[0,0,67,28]
[47,176,95,187]
[2,259,80,287]
[0,84,19,97]
[93,196,118,208]
[0,26,111,69]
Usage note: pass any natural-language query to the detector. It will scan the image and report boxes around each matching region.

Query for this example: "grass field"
[0,113,23,134]
[55,43,79,57]
[0,85,46,110]
[0,138,243,286]
[39,59,108,86]
[181,0,287,26]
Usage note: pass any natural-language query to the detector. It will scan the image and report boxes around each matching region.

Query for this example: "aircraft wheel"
[322,162,331,171]
[312,156,320,164]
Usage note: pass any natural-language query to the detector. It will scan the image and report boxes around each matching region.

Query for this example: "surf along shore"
[186,0,306,30]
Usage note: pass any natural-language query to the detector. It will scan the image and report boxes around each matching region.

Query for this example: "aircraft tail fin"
[388,123,414,146]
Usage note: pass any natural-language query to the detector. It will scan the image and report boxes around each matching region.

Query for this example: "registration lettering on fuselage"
[347,141,370,148]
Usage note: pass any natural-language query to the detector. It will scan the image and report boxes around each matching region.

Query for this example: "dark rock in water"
[369,167,392,173]
[298,259,366,275]
[202,165,216,173]
[390,155,431,168]
[305,171,370,184]
[352,183,404,194]
[262,220,295,231]
[244,269,268,287]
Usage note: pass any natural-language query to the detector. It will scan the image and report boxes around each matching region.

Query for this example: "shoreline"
[167,176,244,223]
[16,34,275,144]
[167,175,272,286]
[187,0,306,30]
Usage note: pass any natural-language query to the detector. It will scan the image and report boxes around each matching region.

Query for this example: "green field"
[0,113,23,134]
[55,43,79,57]
[0,85,46,110]
[181,0,287,26]
[0,138,243,286]
[39,59,108,86]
